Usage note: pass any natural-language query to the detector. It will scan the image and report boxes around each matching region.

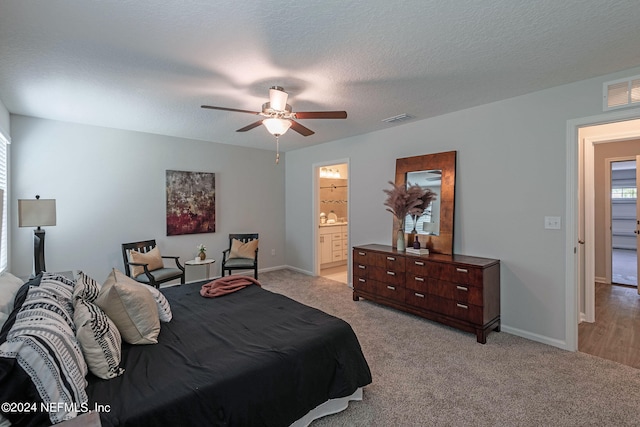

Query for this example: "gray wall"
[285,65,640,348]
[10,115,286,282]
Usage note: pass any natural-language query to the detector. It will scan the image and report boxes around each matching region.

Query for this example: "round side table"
[185,258,216,280]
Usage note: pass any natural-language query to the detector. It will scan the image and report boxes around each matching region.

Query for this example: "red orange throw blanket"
[200,275,262,298]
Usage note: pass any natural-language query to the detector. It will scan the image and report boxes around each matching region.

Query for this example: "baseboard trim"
[500,325,570,351]
[595,276,608,284]
[284,265,314,276]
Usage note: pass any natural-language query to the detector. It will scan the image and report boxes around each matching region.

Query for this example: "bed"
[0,272,372,426]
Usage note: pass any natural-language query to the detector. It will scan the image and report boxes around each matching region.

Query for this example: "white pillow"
[0,272,25,329]
[95,269,160,345]
[113,269,172,323]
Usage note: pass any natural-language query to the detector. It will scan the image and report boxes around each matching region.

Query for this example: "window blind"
[0,133,8,271]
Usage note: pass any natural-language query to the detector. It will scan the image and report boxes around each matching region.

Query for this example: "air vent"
[381,113,414,124]
[603,75,640,111]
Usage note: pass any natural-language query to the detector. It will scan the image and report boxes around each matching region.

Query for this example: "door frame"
[584,136,640,323]
[566,107,640,351]
[312,158,350,278]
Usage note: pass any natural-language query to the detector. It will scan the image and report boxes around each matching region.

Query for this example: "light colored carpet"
[259,269,640,426]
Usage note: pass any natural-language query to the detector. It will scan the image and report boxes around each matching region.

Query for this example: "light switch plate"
[544,216,561,230]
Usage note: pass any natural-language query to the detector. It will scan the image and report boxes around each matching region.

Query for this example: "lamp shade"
[263,118,292,136]
[18,199,56,227]
[269,86,289,111]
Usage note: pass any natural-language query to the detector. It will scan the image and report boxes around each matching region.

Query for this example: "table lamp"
[18,195,56,275]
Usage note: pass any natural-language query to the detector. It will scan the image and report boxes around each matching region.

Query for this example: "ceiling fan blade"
[293,111,347,119]
[289,120,315,136]
[201,105,260,115]
[236,120,264,132]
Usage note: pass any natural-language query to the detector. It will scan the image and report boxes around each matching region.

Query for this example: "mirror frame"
[393,150,457,255]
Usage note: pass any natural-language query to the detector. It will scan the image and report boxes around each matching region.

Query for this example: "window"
[612,187,637,199]
[0,133,7,271]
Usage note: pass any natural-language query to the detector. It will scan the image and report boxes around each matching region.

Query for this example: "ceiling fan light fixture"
[269,86,288,111]
[263,118,291,136]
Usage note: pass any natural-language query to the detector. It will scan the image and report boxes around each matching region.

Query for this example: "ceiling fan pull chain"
[275,135,280,164]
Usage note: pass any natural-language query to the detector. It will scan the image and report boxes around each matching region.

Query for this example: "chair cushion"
[229,238,258,259]
[129,246,164,277]
[134,268,183,284]
[95,269,160,345]
[223,257,256,268]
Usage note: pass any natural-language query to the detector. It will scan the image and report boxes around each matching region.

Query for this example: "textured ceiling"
[1,0,640,152]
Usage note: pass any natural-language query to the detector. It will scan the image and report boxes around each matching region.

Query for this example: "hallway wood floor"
[579,282,640,369]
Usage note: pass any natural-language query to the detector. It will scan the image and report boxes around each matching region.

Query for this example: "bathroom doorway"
[317,163,348,284]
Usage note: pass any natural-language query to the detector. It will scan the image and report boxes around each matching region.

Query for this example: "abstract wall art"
[166,170,215,236]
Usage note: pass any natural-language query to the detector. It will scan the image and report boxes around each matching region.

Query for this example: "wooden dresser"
[352,244,500,343]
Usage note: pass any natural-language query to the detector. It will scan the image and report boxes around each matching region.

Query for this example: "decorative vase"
[413,235,421,249]
[411,215,418,234]
[396,229,406,251]
[199,251,206,261]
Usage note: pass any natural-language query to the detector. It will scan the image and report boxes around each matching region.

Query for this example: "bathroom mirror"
[393,151,456,254]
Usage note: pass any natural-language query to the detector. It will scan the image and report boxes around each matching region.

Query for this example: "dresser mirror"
[394,151,457,254]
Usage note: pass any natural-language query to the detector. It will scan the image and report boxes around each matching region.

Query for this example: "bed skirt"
[290,387,362,427]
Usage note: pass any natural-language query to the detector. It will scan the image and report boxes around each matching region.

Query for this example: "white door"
[610,159,638,287]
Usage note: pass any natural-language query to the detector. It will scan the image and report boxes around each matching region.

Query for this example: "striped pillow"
[0,282,88,424]
[73,271,101,303]
[74,298,124,379]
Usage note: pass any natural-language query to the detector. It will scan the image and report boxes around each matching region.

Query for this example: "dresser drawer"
[332,240,343,250]
[374,280,405,302]
[331,232,342,241]
[353,249,375,264]
[369,266,405,286]
[405,288,431,310]
[371,252,406,271]
[405,276,483,305]
[406,258,441,277]
[353,262,371,277]
[429,295,483,324]
[353,275,373,292]
[440,264,483,286]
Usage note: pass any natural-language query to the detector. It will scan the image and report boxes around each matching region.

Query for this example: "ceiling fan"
[201,86,347,163]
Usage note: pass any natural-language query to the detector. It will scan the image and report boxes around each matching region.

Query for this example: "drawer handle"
[414,261,424,266]
[386,256,396,261]
[358,278,366,282]
[456,286,468,291]
[415,277,425,282]
[358,265,366,269]
[386,271,396,276]
[414,292,425,298]
[387,286,396,291]
[358,252,366,256]
[456,268,468,273]
[456,303,468,309]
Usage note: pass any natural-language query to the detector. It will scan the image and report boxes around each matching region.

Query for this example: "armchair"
[221,233,259,279]
[121,239,185,288]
